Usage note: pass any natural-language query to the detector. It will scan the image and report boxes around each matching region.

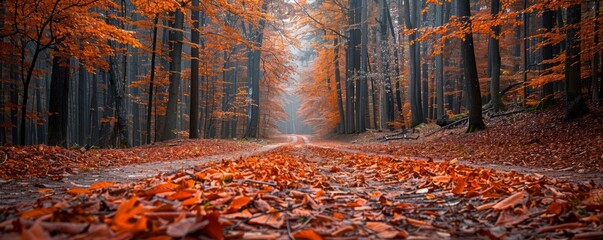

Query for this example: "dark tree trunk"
[244,1,268,138]
[190,0,201,139]
[345,0,360,133]
[161,8,185,141]
[146,16,159,144]
[78,64,88,145]
[48,56,70,146]
[592,0,600,103]
[564,3,588,120]
[489,0,504,111]
[90,72,99,145]
[541,6,556,98]
[458,0,485,132]
[404,0,424,127]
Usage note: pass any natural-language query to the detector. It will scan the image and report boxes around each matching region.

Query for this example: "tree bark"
[161,8,185,141]
[334,38,346,133]
[458,0,485,132]
[489,0,504,111]
[146,16,159,144]
[541,6,556,98]
[190,0,201,139]
[48,56,70,146]
[564,3,588,120]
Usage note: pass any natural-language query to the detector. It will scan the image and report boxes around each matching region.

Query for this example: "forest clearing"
[1,0,603,239]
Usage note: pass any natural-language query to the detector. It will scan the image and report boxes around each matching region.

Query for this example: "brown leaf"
[492,191,526,210]
[537,222,583,233]
[166,218,208,237]
[366,221,393,232]
[21,221,51,240]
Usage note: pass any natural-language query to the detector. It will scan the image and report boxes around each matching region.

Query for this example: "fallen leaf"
[293,229,322,240]
[492,191,526,210]
[89,181,115,190]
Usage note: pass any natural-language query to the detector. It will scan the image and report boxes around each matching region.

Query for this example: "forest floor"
[320,104,603,179]
[1,106,603,239]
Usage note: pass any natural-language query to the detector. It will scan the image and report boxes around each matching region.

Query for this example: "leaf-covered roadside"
[352,106,603,173]
[1,145,602,239]
[0,139,260,180]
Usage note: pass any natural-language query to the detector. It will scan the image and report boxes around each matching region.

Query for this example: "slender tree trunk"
[78,63,88,145]
[458,0,485,132]
[564,3,588,120]
[489,0,504,110]
[592,0,600,103]
[435,2,444,119]
[90,72,98,145]
[190,0,201,139]
[48,56,70,146]
[146,16,159,144]
[404,0,423,127]
[162,8,185,141]
[379,0,394,129]
[541,6,556,98]
[334,38,346,133]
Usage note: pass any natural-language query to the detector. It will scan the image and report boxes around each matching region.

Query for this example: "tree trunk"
[564,3,588,120]
[435,2,444,119]
[489,0,504,111]
[48,56,70,146]
[458,0,485,132]
[592,0,600,103]
[146,16,159,144]
[404,0,424,127]
[541,6,556,98]
[334,38,346,133]
[78,63,88,145]
[190,0,201,139]
[245,1,268,138]
[161,8,185,141]
[379,0,394,129]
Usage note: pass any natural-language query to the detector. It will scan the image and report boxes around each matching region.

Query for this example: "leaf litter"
[1,143,602,239]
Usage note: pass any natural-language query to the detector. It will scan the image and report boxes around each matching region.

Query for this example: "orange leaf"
[146,182,179,195]
[546,200,565,215]
[89,181,115,190]
[452,179,467,195]
[293,229,323,240]
[20,207,57,219]
[167,190,194,201]
[112,196,147,233]
[332,212,345,220]
[204,210,223,240]
[492,191,526,210]
[227,196,251,212]
[67,188,91,195]
[432,175,452,184]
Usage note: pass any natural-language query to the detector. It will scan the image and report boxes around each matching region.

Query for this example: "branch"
[291,0,349,40]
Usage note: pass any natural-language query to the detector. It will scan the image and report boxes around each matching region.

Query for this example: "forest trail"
[3,134,600,208]
[0,142,285,208]
[2,135,602,239]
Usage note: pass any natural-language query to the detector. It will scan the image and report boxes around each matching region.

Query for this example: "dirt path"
[3,135,599,209]
[0,143,285,208]
[307,139,603,186]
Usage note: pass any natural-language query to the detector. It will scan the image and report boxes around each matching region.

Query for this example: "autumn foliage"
[1,143,602,238]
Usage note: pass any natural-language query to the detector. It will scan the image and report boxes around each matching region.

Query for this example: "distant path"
[0,143,286,208]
